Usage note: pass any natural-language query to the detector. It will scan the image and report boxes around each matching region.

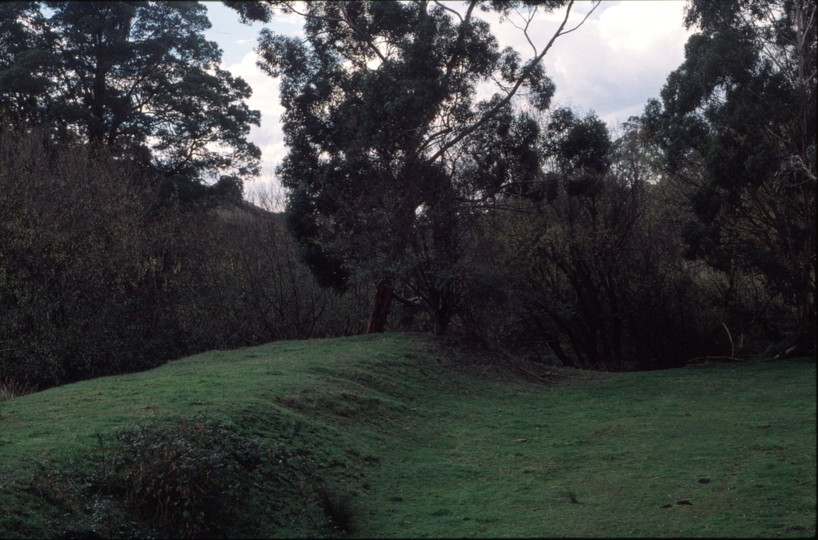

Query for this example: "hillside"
[0,333,814,538]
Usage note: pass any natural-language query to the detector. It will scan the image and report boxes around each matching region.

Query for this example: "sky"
[201,1,694,194]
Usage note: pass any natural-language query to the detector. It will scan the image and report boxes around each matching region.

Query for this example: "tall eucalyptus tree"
[234,0,598,333]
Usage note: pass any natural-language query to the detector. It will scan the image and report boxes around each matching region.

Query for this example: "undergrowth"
[26,413,350,538]
[0,379,37,403]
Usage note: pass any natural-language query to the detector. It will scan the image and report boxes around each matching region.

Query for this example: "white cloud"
[227,51,281,119]
[204,1,305,190]
[599,2,688,53]
[547,2,692,127]
[482,1,691,127]
[223,51,285,186]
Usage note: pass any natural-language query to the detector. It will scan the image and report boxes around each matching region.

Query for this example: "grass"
[0,332,814,537]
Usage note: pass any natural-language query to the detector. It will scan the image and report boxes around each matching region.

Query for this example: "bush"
[0,125,172,385]
[0,126,373,390]
[90,417,296,538]
[26,414,354,538]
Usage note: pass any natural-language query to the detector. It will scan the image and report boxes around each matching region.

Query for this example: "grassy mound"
[0,333,814,537]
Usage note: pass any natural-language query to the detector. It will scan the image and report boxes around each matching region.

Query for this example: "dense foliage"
[0,125,372,388]
[457,113,730,369]
[0,0,261,194]
[642,0,816,355]
[0,0,814,389]
[249,0,581,334]
[28,415,344,538]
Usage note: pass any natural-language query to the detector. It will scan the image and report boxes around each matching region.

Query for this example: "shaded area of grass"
[358,354,816,537]
[0,333,814,537]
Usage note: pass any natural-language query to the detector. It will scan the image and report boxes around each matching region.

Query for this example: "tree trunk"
[545,335,575,368]
[366,279,393,333]
[795,299,815,355]
[432,310,449,336]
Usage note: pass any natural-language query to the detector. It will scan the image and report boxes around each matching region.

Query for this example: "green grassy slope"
[0,333,815,538]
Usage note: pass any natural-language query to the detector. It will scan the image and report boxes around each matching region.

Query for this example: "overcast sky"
[201,1,694,192]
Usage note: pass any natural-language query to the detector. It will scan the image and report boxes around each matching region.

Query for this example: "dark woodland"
[0,0,814,389]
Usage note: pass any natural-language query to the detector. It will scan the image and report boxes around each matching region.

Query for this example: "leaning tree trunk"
[545,335,576,368]
[366,279,393,333]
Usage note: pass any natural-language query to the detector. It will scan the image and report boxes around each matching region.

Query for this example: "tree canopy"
[241,0,597,333]
[0,1,261,186]
[642,0,816,354]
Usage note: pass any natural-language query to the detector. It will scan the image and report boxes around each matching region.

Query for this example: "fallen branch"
[774,345,799,359]
[390,291,423,308]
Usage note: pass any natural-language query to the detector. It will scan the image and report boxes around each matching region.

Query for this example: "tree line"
[0,0,814,389]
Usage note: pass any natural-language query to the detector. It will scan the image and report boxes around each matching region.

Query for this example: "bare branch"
[721,321,735,358]
[424,1,583,164]
[505,6,540,57]
[557,1,600,37]
[433,1,463,22]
